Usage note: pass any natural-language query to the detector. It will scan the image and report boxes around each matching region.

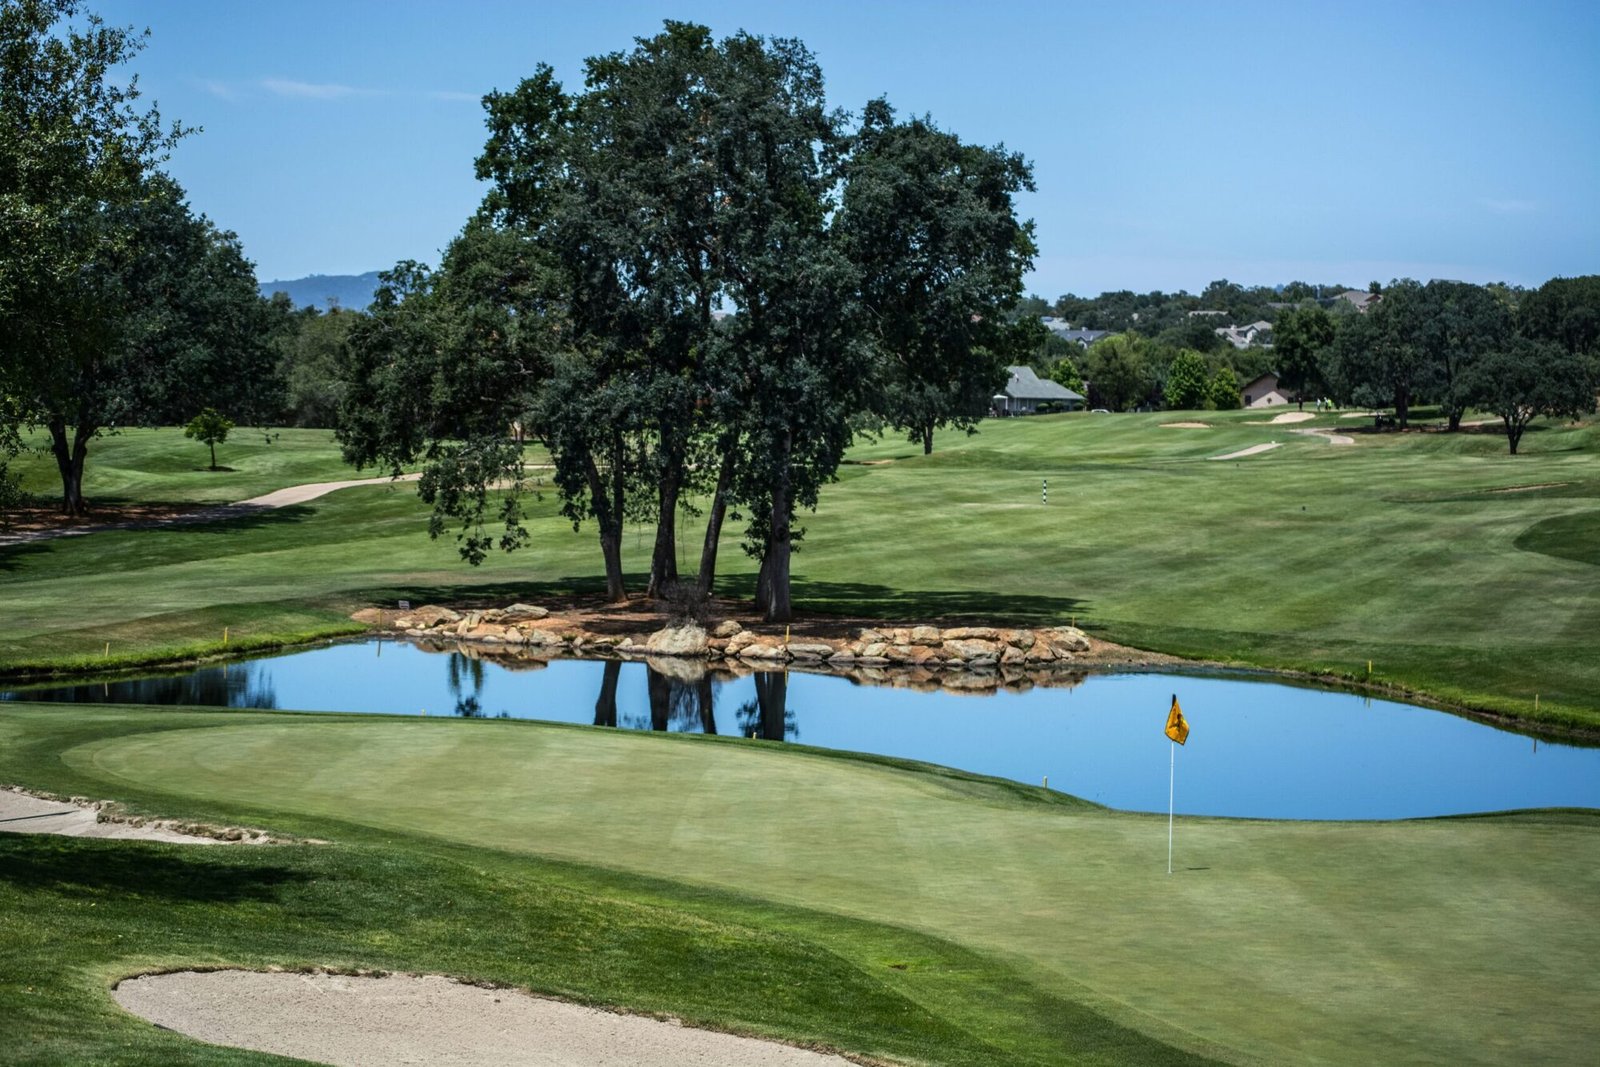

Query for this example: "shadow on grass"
[366,576,1089,629]
[0,837,310,903]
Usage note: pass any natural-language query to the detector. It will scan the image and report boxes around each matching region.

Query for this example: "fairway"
[6,411,1597,732]
[21,706,1599,1066]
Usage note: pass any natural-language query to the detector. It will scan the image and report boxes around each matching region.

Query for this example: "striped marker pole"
[1042,478,1048,505]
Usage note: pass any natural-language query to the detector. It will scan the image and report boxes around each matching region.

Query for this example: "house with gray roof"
[994,365,1085,415]
[1041,317,1110,347]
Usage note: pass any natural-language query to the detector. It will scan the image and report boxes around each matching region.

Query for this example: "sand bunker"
[1289,428,1355,446]
[1266,411,1315,424]
[1208,442,1281,461]
[115,971,853,1067]
[1338,411,1381,419]
[1160,421,1211,428]
[0,788,264,844]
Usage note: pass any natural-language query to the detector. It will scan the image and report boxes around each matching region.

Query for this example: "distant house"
[1041,317,1110,347]
[1334,289,1381,312]
[1216,320,1273,349]
[1186,309,1227,318]
[995,365,1085,415]
[1240,372,1292,408]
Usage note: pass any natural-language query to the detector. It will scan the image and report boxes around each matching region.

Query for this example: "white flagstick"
[1167,740,1175,875]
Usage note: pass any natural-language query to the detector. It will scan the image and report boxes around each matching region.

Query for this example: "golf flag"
[1165,695,1189,745]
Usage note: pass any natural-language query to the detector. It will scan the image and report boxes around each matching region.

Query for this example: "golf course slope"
[3,703,1596,1065]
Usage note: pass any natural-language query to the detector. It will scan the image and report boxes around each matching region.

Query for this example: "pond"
[5,639,1596,820]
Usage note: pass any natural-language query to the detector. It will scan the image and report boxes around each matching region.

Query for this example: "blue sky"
[99,0,1598,297]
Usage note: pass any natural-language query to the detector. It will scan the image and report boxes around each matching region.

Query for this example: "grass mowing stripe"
[12,707,1596,1066]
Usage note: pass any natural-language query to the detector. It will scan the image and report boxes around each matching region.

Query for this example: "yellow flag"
[1165,695,1189,745]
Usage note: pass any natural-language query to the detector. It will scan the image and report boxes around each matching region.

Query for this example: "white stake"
[1167,740,1176,875]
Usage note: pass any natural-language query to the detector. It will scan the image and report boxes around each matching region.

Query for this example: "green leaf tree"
[1461,338,1596,454]
[0,0,190,514]
[838,98,1036,455]
[1082,333,1152,411]
[1272,305,1335,409]
[1206,366,1241,410]
[1163,349,1210,410]
[183,408,234,470]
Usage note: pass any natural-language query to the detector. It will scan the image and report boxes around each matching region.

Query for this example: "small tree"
[1046,357,1084,394]
[1163,349,1210,409]
[1206,366,1241,410]
[1461,338,1595,454]
[184,408,234,470]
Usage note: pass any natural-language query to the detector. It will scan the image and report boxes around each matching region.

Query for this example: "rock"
[712,620,744,638]
[394,617,415,629]
[408,605,462,628]
[405,628,427,637]
[854,656,890,667]
[1043,626,1091,652]
[786,642,835,660]
[859,642,890,659]
[857,628,889,643]
[502,603,549,620]
[739,641,789,661]
[942,638,1000,662]
[1025,645,1058,664]
[644,624,709,657]
[828,651,857,664]
[909,625,943,646]
[469,624,508,640]
[1007,629,1036,651]
[616,636,634,650]
[725,631,759,654]
[890,628,912,645]
[1000,644,1026,665]
[479,609,507,624]
[943,626,999,641]
[522,628,556,646]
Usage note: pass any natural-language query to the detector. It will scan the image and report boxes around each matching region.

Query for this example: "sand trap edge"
[113,969,860,1067]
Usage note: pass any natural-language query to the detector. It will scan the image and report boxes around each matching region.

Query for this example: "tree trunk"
[646,435,683,598]
[208,440,218,469]
[1446,408,1462,432]
[754,550,772,616]
[763,432,793,624]
[582,444,627,603]
[593,659,620,727]
[696,445,737,596]
[922,424,934,455]
[47,419,91,517]
[1394,387,1410,429]
[1505,415,1523,455]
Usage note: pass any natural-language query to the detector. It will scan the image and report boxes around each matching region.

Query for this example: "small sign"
[398,600,411,611]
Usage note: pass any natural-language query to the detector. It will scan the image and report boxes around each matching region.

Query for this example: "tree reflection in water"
[736,671,798,741]
[1,662,278,709]
[445,653,487,718]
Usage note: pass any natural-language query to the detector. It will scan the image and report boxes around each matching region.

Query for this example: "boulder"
[1000,644,1026,665]
[942,638,1001,662]
[1006,629,1036,651]
[644,624,709,657]
[1043,626,1091,652]
[857,628,889,644]
[943,626,999,641]
[712,619,744,638]
[726,631,759,654]
[786,642,835,661]
[909,625,943,646]
[502,603,549,620]
[739,641,790,661]
[411,605,462,628]
[1024,645,1058,664]
[859,642,891,659]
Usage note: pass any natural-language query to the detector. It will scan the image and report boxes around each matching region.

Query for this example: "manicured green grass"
[12,427,363,506]
[0,705,1220,1066]
[4,412,1595,731]
[3,705,1596,1064]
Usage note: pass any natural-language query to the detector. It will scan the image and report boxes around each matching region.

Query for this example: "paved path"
[0,473,420,548]
[1288,428,1356,446]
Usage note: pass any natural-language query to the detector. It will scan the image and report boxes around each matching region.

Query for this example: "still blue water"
[6,639,1595,820]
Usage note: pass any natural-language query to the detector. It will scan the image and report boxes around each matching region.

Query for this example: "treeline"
[1024,277,1598,451]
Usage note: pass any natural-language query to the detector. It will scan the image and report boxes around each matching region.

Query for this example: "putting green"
[68,716,1600,1065]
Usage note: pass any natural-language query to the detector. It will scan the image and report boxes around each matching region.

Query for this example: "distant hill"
[258,271,384,311]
